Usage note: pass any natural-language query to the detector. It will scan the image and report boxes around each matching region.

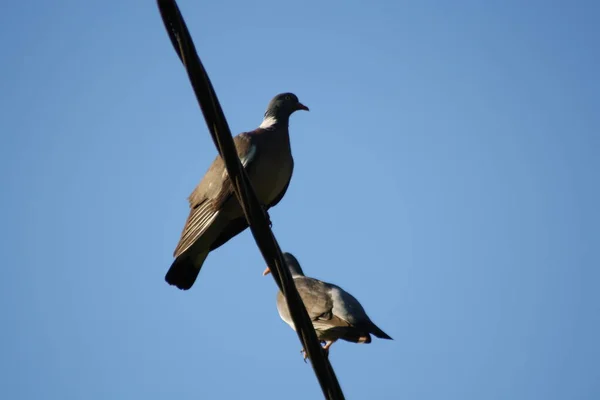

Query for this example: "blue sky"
[1,0,599,399]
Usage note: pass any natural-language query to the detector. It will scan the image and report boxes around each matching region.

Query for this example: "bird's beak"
[262,266,271,276]
[296,102,309,111]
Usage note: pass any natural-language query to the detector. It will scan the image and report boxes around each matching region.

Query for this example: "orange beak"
[262,266,271,276]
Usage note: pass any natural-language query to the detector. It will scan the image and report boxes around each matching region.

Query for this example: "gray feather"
[166,93,308,291]
[274,252,393,344]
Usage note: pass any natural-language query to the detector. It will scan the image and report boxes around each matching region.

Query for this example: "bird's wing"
[276,278,355,334]
[328,283,391,339]
[173,133,258,258]
[327,283,371,327]
[295,278,353,330]
[172,199,220,258]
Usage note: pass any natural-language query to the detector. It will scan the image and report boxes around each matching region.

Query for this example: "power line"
[156,1,346,399]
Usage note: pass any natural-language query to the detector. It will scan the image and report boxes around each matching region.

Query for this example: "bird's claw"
[300,343,330,363]
[301,348,308,363]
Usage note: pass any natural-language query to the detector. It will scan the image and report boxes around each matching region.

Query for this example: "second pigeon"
[264,252,393,360]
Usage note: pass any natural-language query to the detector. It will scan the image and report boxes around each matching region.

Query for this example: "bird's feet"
[300,342,331,363]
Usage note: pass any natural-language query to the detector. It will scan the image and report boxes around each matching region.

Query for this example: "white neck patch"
[259,116,278,129]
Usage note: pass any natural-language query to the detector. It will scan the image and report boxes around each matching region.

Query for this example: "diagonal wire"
[155,1,346,399]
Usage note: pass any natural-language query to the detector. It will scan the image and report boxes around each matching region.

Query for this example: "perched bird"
[263,252,392,360]
[165,93,309,290]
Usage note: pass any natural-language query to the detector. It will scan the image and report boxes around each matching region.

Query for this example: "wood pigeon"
[263,252,393,360]
[165,93,309,290]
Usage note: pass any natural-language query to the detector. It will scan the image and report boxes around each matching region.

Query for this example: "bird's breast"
[250,149,293,205]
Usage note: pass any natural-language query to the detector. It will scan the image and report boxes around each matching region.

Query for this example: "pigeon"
[165,93,309,290]
[263,252,392,360]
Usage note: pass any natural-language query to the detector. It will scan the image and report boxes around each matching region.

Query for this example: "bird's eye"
[285,95,292,101]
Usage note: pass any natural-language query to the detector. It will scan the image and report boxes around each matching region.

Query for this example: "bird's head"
[262,252,305,278]
[261,93,309,126]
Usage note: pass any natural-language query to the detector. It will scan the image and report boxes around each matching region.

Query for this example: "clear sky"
[1,1,598,399]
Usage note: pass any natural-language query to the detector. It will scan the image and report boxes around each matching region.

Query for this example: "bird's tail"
[165,250,209,290]
[369,323,393,340]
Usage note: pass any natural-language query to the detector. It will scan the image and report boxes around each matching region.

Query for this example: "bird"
[165,93,309,291]
[263,252,393,360]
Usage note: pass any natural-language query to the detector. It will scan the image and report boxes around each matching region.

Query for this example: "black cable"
[155,1,346,399]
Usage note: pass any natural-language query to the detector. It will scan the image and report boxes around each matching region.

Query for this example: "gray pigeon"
[165,93,309,290]
[263,252,392,359]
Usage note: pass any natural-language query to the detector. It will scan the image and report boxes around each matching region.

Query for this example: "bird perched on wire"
[263,252,393,360]
[165,93,309,291]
